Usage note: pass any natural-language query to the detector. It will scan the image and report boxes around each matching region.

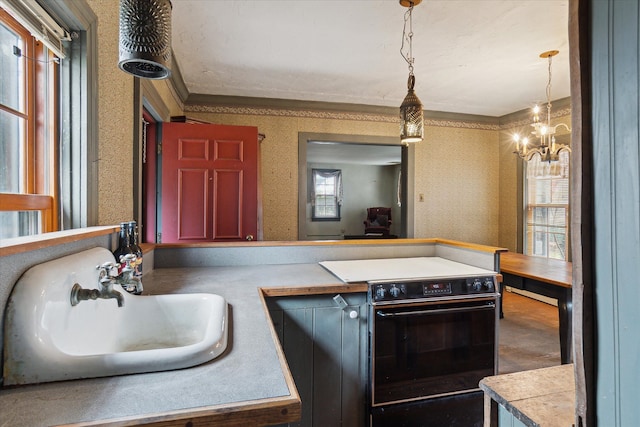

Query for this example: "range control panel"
[369,276,497,303]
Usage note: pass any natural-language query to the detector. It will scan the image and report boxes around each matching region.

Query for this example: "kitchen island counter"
[0,237,504,426]
[0,263,347,427]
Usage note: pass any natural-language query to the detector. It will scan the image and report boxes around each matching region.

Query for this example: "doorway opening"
[298,132,414,240]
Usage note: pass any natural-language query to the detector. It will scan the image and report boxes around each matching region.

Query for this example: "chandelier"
[399,0,424,145]
[513,50,570,161]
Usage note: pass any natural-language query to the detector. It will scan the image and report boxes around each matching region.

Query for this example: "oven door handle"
[376,302,495,317]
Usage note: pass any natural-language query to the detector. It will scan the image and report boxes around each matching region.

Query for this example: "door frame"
[297,132,414,240]
[134,79,171,243]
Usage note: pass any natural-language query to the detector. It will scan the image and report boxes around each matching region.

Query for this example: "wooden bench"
[499,252,573,364]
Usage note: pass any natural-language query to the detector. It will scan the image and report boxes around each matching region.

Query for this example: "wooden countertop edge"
[155,238,437,248]
[261,282,368,297]
[433,238,509,254]
[153,238,508,254]
[0,226,117,257]
[60,395,301,427]
[500,267,571,288]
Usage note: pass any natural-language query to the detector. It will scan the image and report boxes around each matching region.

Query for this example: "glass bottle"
[113,222,134,267]
[128,221,143,279]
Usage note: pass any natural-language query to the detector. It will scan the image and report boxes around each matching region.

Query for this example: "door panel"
[178,168,208,240]
[213,169,242,239]
[161,122,258,242]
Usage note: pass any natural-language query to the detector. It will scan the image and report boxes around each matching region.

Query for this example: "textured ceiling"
[171,0,571,117]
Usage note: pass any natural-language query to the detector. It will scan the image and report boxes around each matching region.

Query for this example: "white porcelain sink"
[3,247,228,386]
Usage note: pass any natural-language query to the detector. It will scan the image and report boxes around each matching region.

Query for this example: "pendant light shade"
[400,74,424,144]
[118,0,172,79]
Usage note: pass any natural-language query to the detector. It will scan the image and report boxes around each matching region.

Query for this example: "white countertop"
[320,256,497,283]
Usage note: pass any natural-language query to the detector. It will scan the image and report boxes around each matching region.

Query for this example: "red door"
[161,122,259,242]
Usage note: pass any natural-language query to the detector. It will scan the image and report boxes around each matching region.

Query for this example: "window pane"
[0,109,25,192]
[525,153,570,260]
[0,210,40,239]
[312,169,341,220]
[0,21,24,112]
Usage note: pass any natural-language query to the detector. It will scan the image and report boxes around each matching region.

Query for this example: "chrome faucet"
[70,263,125,307]
[70,255,142,307]
[113,254,143,295]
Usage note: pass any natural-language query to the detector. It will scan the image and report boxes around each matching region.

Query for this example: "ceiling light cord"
[545,54,553,129]
[400,4,415,76]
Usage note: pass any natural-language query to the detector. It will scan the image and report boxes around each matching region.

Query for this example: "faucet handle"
[118,254,137,272]
[96,262,118,275]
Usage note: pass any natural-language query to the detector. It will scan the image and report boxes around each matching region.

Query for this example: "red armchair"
[363,207,392,235]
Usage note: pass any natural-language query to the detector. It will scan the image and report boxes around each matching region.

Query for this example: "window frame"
[1,0,99,239]
[0,9,59,235]
[523,150,570,260]
[311,168,342,221]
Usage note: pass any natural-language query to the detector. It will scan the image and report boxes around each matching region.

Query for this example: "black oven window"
[373,301,496,404]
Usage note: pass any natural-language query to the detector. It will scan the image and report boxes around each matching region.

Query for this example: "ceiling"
[170,0,571,118]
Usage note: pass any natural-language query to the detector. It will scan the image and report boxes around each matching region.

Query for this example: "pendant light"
[399,0,424,145]
[118,0,172,79]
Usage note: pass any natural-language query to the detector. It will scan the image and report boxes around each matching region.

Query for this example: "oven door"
[371,297,497,407]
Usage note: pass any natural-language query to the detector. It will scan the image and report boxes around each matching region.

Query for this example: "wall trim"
[184,102,501,130]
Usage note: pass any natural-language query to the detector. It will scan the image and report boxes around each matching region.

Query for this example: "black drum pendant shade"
[118,0,172,79]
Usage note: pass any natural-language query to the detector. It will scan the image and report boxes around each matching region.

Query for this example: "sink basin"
[3,247,228,386]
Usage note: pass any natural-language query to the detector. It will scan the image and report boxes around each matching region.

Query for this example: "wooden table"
[499,252,573,364]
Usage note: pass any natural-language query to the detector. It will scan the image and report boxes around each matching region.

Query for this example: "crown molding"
[168,51,189,104]
[183,94,501,130]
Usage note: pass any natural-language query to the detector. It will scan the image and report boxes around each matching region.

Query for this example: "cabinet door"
[268,294,367,427]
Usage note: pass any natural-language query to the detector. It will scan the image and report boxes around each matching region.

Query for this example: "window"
[1,1,97,239]
[311,169,342,220]
[0,9,58,238]
[524,150,570,260]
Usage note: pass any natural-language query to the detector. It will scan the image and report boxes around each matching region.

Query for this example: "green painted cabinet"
[267,293,368,427]
[497,404,527,427]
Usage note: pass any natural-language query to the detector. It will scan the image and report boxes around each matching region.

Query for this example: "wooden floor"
[498,290,561,374]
